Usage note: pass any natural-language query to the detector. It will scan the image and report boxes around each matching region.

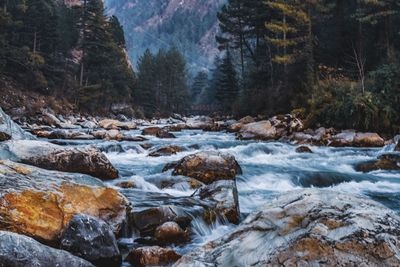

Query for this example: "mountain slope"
[105,0,226,73]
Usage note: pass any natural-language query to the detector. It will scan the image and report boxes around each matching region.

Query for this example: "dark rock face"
[175,189,400,267]
[355,153,400,172]
[395,141,400,151]
[197,180,240,224]
[295,146,313,153]
[126,246,181,267]
[1,140,118,180]
[142,127,176,138]
[60,215,121,267]
[0,231,94,267]
[0,107,35,140]
[149,145,185,157]
[163,151,242,184]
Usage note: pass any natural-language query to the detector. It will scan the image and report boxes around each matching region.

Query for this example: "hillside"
[105,0,226,73]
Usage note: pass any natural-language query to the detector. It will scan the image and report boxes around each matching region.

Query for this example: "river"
[49,126,400,262]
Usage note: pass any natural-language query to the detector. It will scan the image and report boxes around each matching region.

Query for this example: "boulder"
[149,145,185,157]
[126,246,181,267]
[0,140,118,180]
[115,180,136,189]
[354,132,385,147]
[42,111,62,127]
[185,116,214,130]
[32,130,95,140]
[355,153,400,172]
[395,140,400,152]
[154,221,189,245]
[291,127,331,145]
[175,189,400,267]
[60,214,121,267]
[330,131,385,147]
[238,116,255,124]
[295,146,313,153]
[98,119,137,130]
[237,120,278,140]
[80,120,97,129]
[0,160,127,243]
[197,180,240,224]
[0,231,94,267]
[0,107,35,140]
[163,151,242,184]
[153,176,203,190]
[142,127,176,138]
[227,122,243,133]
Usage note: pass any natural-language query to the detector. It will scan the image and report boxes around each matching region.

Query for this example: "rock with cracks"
[175,189,400,267]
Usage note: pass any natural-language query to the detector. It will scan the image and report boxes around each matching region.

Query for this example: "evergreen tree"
[191,71,208,104]
[215,50,239,113]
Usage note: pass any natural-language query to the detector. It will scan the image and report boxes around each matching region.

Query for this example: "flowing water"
[50,127,400,259]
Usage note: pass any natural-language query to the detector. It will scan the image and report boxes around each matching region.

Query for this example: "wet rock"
[80,120,97,129]
[142,127,176,138]
[42,111,62,127]
[121,135,147,142]
[238,116,254,124]
[154,221,189,245]
[156,176,204,190]
[98,119,137,130]
[330,131,385,147]
[296,146,313,153]
[149,145,185,157]
[0,231,94,267]
[1,140,118,180]
[355,153,400,172]
[175,189,400,267]
[197,180,240,224]
[33,130,95,140]
[354,132,385,147]
[237,120,278,140]
[140,143,153,150]
[115,181,136,189]
[227,122,243,133]
[0,107,35,140]
[126,246,181,267]
[0,160,127,243]
[165,124,187,132]
[60,214,121,267]
[185,116,214,130]
[163,151,242,184]
[291,127,331,145]
[395,141,400,151]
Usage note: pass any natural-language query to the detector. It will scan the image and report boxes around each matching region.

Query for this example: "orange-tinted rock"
[126,246,181,267]
[163,151,242,184]
[142,127,176,138]
[154,221,189,245]
[149,145,185,157]
[0,160,127,243]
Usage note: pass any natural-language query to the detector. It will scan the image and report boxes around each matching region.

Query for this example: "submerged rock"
[0,140,118,180]
[197,180,240,224]
[0,107,35,140]
[295,146,313,153]
[142,127,176,138]
[126,246,181,267]
[175,189,400,267]
[60,214,121,267]
[0,160,127,243]
[149,145,185,157]
[0,231,94,267]
[163,151,242,184]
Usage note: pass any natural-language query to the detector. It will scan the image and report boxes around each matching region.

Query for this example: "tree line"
[201,0,400,133]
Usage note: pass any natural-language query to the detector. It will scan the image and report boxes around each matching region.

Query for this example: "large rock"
[142,127,176,138]
[237,120,277,140]
[126,246,181,267]
[163,151,242,184]
[60,214,121,267]
[0,140,118,180]
[355,153,400,172]
[175,189,400,267]
[0,107,35,140]
[98,119,137,130]
[395,140,400,151]
[330,131,384,147]
[197,180,240,224]
[149,145,185,157]
[185,116,214,130]
[0,160,127,243]
[0,231,94,267]
[154,221,189,245]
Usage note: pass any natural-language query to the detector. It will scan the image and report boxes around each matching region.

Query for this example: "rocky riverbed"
[1,108,400,266]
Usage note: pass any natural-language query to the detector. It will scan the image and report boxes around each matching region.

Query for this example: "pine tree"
[136,49,156,116]
[215,50,239,113]
[191,71,208,104]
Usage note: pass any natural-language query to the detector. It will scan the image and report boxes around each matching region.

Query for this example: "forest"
[1,0,400,134]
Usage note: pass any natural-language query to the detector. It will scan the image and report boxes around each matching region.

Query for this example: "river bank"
[1,107,400,266]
